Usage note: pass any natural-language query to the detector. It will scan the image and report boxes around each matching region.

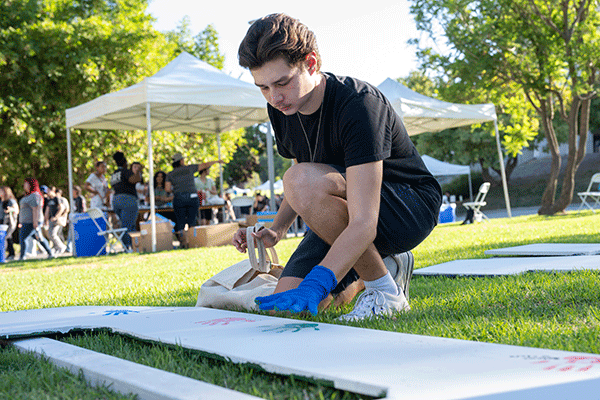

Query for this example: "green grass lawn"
[2,211,600,399]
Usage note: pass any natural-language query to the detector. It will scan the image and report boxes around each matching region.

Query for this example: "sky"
[146,0,423,86]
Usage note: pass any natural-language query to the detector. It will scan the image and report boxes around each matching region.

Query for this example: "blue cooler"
[439,204,456,224]
[72,212,107,257]
[0,224,7,263]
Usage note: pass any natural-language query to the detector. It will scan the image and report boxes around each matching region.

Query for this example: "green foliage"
[223,123,292,188]
[402,72,539,182]
[258,143,292,183]
[194,24,225,70]
[408,0,600,212]
[223,124,266,187]
[0,0,173,192]
[398,70,438,97]
[589,89,600,133]
[0,2,237,196]
[165,17,225,70]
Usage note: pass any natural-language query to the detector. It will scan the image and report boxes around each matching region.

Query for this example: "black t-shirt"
[110,167,137,197]
[268,73,438,187]
[46,197,59,218]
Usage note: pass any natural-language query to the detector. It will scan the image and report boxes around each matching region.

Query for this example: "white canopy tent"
[378,78,511,216]
[253,179,284,193]
[65,52,270,252]
[421,155,473,200]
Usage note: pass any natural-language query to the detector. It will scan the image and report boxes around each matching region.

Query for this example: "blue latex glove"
[255,265,338,315]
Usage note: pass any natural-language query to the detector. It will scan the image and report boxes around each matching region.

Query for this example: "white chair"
[577,173,600,213]
[87,208,128,255]
[462,182,491,222]
[230,196,254,219]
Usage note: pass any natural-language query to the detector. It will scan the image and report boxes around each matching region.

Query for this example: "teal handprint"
[260,323,320,333]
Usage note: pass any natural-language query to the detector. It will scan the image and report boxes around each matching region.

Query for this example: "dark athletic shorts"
[280,164,442,295]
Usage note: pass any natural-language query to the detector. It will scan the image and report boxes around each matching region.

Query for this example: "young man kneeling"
[232,13,442,321]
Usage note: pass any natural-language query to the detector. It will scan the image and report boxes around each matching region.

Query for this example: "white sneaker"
[337,288,410,322]
[383,251,414,302]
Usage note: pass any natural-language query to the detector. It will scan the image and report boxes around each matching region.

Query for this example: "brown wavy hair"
[1,186,16,201]
[238,13,321,71]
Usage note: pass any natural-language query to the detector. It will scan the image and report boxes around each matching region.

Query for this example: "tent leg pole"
[494,120,512,218]
[66,127,76,257]
[146,102,156,253]
[217,132,223,196]
[267,123,276,211]
[468,172,473,201]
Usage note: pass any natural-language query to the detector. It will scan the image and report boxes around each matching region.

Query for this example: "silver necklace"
[296,101,324,163]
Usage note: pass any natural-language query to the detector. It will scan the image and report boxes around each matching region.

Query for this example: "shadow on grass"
[54,329,375,400]
[0,251,136,273]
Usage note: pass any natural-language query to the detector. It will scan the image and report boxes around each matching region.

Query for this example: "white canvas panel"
[14,337,260,400]
[414,255,600,276]
[2,306,600,400]
[485,243,600,257]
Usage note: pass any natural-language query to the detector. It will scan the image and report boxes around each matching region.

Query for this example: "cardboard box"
[243,215,258,226]
[138,220,174,252]
[243,211,276,228]
[186,222,239,248]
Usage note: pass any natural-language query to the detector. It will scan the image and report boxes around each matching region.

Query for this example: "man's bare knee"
[283,163,346,214]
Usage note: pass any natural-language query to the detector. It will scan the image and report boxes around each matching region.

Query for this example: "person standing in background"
[153,171,173,208]
[85,161,110,209]
[44,186,67,254]
[55,189,70,245]
[19,178,54,260]
[166,152,222,248]
[72,185,87,214]
[194,165,218,225]
[0,186,18,260]
[66,185,85,253]
[131,162,148,206]
[110,151,141,251]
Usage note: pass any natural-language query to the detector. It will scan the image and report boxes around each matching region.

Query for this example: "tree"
[0,0,173,192]
[410,0,600,215]
[0,2,242,195]
[223,124,266,187]
[194,24,225,70]
[590,87,600,133]
[166,17,225,69]
[402,72,538,184]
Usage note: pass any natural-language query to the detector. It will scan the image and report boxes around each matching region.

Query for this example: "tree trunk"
[538,97,590,215]
[537,101,562,215]
[479,159,497,186]
[491,155,518,182]
[554,97,589,213]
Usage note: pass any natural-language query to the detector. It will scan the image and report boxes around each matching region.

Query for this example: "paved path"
[457,204,581,220]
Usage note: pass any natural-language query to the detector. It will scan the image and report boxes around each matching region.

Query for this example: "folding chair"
[230,196,254,220]
[577,173,600,213]
[87,208,128,255]
[462,182,491,222]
